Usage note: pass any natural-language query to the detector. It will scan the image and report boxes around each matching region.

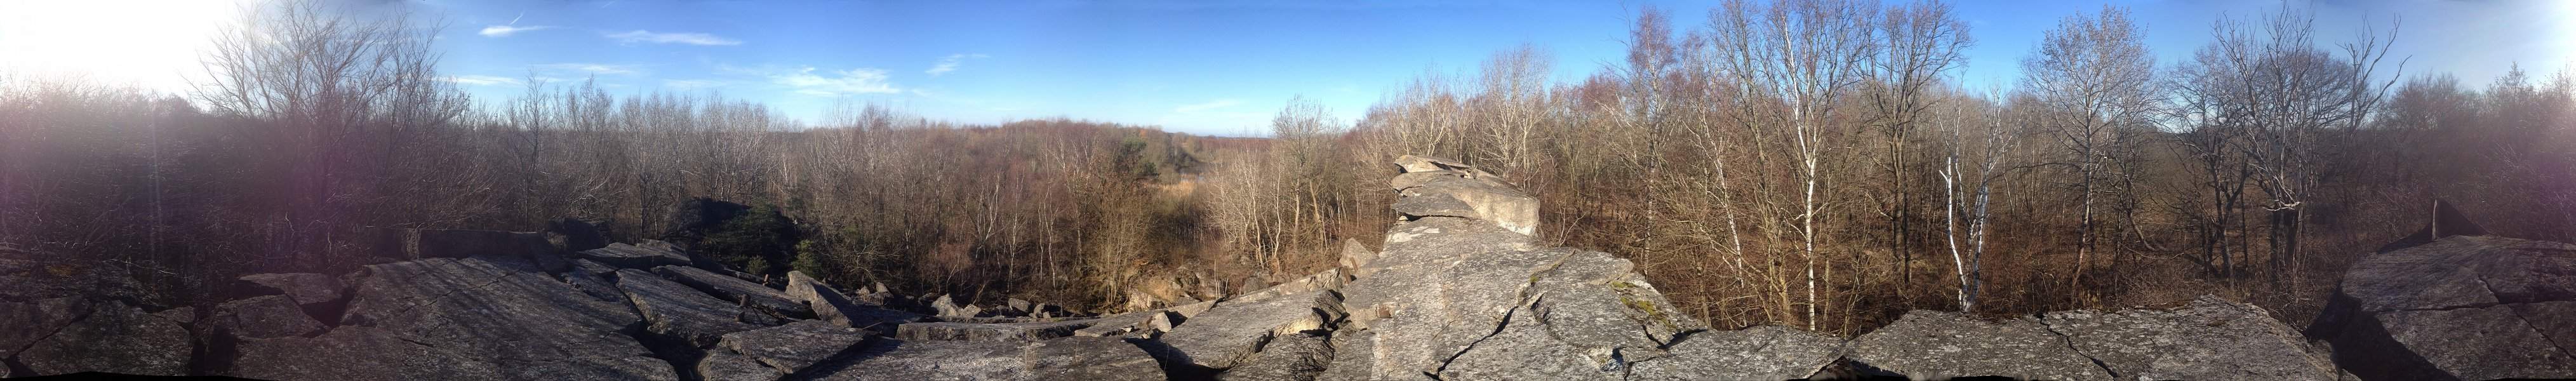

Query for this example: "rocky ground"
[0,155,2566,380]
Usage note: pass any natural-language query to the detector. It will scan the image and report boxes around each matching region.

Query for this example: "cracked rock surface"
[2308,235,2576,380]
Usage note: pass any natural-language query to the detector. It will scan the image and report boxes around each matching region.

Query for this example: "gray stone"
[0,297,90,359]
[695,349,783,381]
[716,319,874,375]
[2372,305,2576,380]
[782,271,918,330]
[1845,310,2112,380]
[15,300,192,376]
[2308,235,2576,380]
[0,246,146,302]
[655,265,813,321]
[237,272,346,307]
[804,340,1031,381]
[229,326,510,381]
[1030,336,1168,381]
[2039,295,2336,381]
[1073,312,1156,337]
[336,257,672,380]
[214,295,326,340]
[930,293,989,318]
[1314,329,1375,381]
[1149,290,1342,370]
[617,269,770,347]
[1629,326,1842,381]
[1391,154,1472,173]
[1338,238,1378,276]
[1217,332,1333,381]
[577,241,692,269]
[1387,168,1537,236]
[895,320,1091,342]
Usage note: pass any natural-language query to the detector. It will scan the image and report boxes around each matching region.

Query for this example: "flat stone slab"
[617,269,770,347]
[1150,289,1340,370]
[335,257,671,380]
[1029,337,1168,381]
[229,326,510,381]
[237,272,346,307]
[2309,236,2576,380]
[214,295,326,340]
[804,340,1032,381]
[1629,326,1842,381]
[2039,295,2336,381]
[1216,332,1332,381]
[0,297,91,359]
[895,320,1092,342]
[655,265,813,321]
[1845,310,2112,380]
[714,319,875,375]
[576,241,692,269]
[15,300,192,376]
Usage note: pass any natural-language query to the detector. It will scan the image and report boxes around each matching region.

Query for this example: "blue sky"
[3,1,2570,136]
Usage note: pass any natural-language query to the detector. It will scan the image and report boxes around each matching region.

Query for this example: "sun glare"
[0,0,251,94]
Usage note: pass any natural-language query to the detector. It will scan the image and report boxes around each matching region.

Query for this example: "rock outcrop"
[6,156,2540,380]
[2308,232,2576,380]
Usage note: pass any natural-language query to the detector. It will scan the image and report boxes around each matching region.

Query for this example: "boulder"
[1388,164,1537,236]
[712,319,874,375]
[576,241,693,269]
[780,271,921,331]
[336,257,672,380]
[655,265,813,321]
[617,269,771,347]
[1627,326,1842,380]
[1338,238,1378,276]
[2308,235,2576,380]
[229,326,511,380]
[2039,295,2336,381]
[894,320,1091,342]
[930,294,987,318]
[1843,310,2112,380]
[1146,289,1343,371]
[546,218,611,253]
[1215,332,1333,381]
[1029,337,1168,381]
[13,300,191,376]
[213,295,326,340]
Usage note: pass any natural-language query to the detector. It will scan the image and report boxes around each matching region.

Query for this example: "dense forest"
[3,0,2571,335]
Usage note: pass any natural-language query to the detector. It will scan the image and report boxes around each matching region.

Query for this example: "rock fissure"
[2035,313,2123,380]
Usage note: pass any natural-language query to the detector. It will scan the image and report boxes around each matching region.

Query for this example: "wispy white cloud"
[926,53,989,76]
[439,75,521,86]
[479,12,551,37]
[773,67,900,96]
[662,79,727,90]
[535,63,642,76]
[1173,98,1243,113]
[479,25,553,37]
[605,30,740,46]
